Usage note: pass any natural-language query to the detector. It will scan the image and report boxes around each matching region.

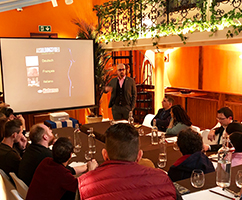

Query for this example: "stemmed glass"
[138,128,144,136]
[236,170,242,188]
[173,141,179,151]
[157,153,167,168]
[84,150,92,161]
[190,169,205,188]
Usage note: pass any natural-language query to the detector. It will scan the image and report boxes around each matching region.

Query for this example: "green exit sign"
[39,25,51,32]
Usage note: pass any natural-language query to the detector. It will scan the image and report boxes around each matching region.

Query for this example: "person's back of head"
[177,128,203,155]
[226,122,242,135]
[164,95,174,105]
[217,107,233,119]
[230,132,242,152]
[0,107,14,120]
[29,124,45,144]
[171,104,192,126]
[52,137,73,164]
[0,114,7,142]
[105,123,140,162]
[4,119,22,138]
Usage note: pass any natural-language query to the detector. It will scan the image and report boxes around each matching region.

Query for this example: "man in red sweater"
[78,123,181,200]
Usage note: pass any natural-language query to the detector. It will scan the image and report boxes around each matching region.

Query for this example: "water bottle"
[128,111,134,125]
[151,119,158,145]
[158,138,167,168]
[216,134,235,188]
[87,127,96,154]
[73,124,82,153]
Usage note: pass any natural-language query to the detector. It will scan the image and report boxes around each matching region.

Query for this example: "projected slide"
[0,38,95,113]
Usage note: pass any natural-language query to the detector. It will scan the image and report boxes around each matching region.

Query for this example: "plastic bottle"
[151,119,158,145]
[158,138,167,168]
[87,127,96,154]
[73,123,82,153]
[216,134,235,188]
[128,111,134,125]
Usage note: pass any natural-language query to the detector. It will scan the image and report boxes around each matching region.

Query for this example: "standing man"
[105,64,136,120]
[151,95,174,131]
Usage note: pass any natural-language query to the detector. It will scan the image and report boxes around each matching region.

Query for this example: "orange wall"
[203,44,242,94]
[159,44,242,95]
[0,0,109,125]
[0,0,108,38]
[165,46,199,89]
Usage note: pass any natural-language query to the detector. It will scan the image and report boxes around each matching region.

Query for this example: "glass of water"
[173,141,179,151]
[157,153,167,168]
[236,170,242,188]
[190,169,205,188]
[138,128,144,136]
[84,150,92,161]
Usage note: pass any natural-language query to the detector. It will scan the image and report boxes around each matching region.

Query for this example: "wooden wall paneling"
[168,95,186,109]
[198,46,203,89]
[224,101,242,122]
[186,97,218,129]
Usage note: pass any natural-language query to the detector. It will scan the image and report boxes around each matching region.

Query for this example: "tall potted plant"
[73,19,113,122]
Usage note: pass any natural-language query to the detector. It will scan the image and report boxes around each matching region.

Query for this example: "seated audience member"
[229,131,242,167]
[78,123,181,200]
[166,104,192,135]
[0,119,23,177]
[204,122,242,151]
[0,107,27,156]
[0,113,7,142]
[26,137,98,200]
[18,123,55,186]
[168,128,215,182]
[151,95,174,131]
[207,107,233,144]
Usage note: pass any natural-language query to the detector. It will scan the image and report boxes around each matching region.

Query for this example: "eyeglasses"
[118,68,125,72]
[216,117,227,121]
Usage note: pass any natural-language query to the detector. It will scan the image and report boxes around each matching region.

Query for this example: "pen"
[209,190,235,200]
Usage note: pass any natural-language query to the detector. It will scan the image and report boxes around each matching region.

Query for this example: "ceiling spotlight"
[51,0,58,7]
[65,0,73,5]
[16,8,23,12]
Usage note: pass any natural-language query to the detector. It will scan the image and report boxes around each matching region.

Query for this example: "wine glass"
[157,153,167,168]
[85,150,92,161]
[236,170,242,188]
[190,169,205,188]
[173,141,179,151]
[138,128,144,136]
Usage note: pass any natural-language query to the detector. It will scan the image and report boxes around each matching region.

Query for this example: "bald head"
[29,124,53,147]
[117,64,126,79]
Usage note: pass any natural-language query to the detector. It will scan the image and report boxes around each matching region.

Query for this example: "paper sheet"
[165,136,177,143]
[112,120,128,124]
[182,186,238,200]
[69,162,86,168]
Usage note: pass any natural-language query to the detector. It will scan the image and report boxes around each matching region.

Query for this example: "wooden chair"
[142,114,155,128]
[9,172,28,200]
[11,189,23,200]
[0,169,16,200]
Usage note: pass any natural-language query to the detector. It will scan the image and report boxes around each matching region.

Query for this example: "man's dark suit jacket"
[107,77,137,110]
[151,108,171,131]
